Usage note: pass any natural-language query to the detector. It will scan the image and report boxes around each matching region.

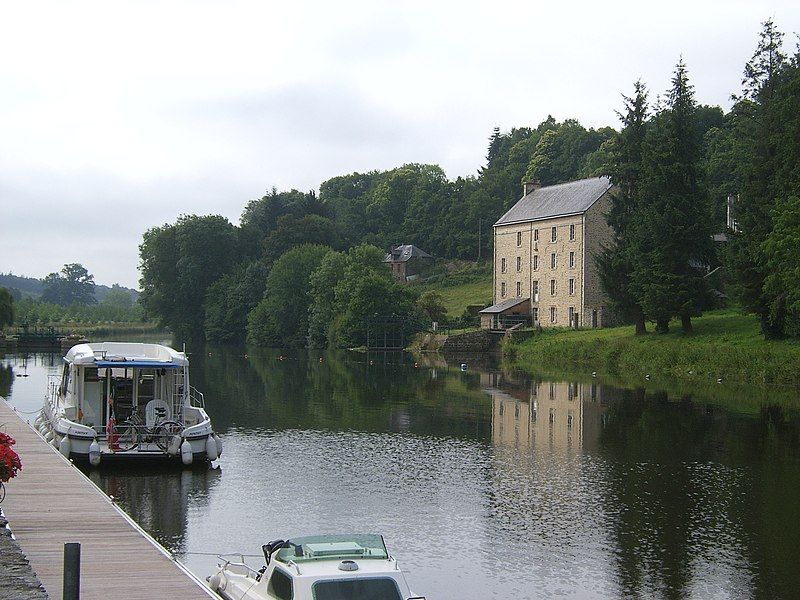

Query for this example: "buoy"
[180,439,193,465]
[592,371,597,377]
[645,374,651,380]
[89,440,101,466]
[209,572,227,592]
[167,435,182,456]
[34,413,43,428]
[717,378,723,384]
[212,433,223,458]
[44,430,55,443]
[460,363,467,371]
[59,435,71,458]
[205,435,218,461]
[319,357,323,363]
[414,363,419,368]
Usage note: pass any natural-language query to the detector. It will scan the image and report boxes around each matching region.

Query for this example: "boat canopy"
[274,534,389,564]
[64,342,189,368]
[93,360,182,369]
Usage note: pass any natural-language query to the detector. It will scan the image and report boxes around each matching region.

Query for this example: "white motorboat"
[208,534,425,600]
[35,342,221,466]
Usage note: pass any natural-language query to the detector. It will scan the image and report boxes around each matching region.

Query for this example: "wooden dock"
[0,398,216,599]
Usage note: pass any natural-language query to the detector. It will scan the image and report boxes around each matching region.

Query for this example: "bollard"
[63,542,80,600]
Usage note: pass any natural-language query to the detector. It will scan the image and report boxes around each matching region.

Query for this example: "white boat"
[35,342,221,466]
[208,534,425,600]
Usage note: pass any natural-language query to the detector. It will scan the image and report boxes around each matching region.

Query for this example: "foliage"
[204,260,269,343]
[762,196,800,336]
[0,432,21,483]
[13,296,146,324]
[0,287,14,329]
[139,214,239,338]
[416,291,447,323]
[41,263,97,306]
[247,245,332,347]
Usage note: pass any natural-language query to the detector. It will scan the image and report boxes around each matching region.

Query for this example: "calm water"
[2,346,800,599]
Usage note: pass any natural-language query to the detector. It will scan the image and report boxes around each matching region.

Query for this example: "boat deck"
[0,398,215,599]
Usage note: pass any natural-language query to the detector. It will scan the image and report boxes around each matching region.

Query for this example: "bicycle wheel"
[114,422,139,452]
[155,420,183,452]
[0,481,5,504]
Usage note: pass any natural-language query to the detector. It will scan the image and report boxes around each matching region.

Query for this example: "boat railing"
[188,386,205,409]
[216,556,261,579]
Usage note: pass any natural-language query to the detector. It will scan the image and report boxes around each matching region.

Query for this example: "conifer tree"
[598,81,649,334]
[632,59,714,333]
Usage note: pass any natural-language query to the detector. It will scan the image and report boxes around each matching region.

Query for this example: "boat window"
[267,567,293,600]
[60,363,70,396]
[312,578,402,600]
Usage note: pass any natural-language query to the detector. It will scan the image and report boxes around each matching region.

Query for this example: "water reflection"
[3,348,800,598]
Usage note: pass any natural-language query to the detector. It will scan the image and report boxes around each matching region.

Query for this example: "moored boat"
[208,534,425,600]
[35,342,221,466]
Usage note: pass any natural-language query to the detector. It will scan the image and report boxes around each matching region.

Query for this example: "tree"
[139,214,239,338]
[204,260,269,344]
[762,196,800,336]
[632,59,714,333]
[41,263,97,306]
[598,81,650,334]
[417,290,447,324]
[102,284,134,309]
[0,287,14,329]
[246,245,332,347]
[731,19,797,337]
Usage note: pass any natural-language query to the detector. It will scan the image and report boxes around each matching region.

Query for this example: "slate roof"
[479,297,530,314]
[495,176,613,226]
[383,244,433,263]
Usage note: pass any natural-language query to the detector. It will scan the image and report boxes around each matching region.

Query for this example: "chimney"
[524,180,541,196]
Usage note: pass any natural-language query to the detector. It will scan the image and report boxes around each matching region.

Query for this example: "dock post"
[63,541,81,600]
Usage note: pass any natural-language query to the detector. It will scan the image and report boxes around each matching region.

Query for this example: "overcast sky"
[1,1,799,289]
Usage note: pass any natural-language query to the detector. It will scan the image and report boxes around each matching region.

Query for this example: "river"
[2,344,799,599]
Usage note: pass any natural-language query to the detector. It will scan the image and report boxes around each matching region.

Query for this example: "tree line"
[137,19,800,346]
[600,20,800,336]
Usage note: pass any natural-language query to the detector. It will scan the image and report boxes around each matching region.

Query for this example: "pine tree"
[733,19,789,337]
[632,59,714,333]
[598,80,649,334]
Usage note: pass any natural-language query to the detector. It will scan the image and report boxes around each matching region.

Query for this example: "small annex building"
[383,244,434,282]
[483,176,615,330]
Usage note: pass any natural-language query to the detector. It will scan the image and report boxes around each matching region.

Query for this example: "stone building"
[483,176,615,329]
[383,244,434,282]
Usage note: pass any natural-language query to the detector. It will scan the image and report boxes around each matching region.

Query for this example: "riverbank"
[507,310,800,388]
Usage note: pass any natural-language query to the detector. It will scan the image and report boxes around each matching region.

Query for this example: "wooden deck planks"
[0,398,216,600]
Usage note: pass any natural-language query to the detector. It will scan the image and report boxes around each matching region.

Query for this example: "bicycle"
[114,402,182,453]
[0,481,5,504]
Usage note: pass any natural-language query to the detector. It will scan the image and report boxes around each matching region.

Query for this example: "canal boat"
[35,342,221,466]
[207,534,425,600]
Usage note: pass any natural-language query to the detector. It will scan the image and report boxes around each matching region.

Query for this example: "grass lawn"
[510,309,800,388]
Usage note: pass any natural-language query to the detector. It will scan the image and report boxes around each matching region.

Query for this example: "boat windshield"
[274,534,389,563]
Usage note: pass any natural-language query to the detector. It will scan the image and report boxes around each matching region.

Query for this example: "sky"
[1,0,799,290]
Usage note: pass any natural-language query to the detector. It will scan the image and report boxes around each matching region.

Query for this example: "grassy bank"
[509,310,800,388]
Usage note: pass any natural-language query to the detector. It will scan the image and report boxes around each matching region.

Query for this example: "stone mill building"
[481,176,615,330]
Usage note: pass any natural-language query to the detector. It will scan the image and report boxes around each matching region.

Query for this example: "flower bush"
[0,432,22,482]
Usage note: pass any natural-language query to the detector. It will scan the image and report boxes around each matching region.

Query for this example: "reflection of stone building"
[488,378,606,451]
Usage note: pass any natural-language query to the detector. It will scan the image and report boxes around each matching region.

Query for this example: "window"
[533,255,539,270]
[532,307,539,323]
[534,228,539,241]
[517,231,522,246]
[550,253,556,269]
[569,251,575,268]
[570,223,575,240]
[550,306,557,323]
[569,278,575,295]
[501,257,506,273]
[516,256,522,272]
[551,226,557,242]
[501,282,507,297]
[267,568,293,600]
[569,306,575,326]
[532,280,539,297]
[313,578,403,600]
[516,281,522,297]
[550,279,556,295]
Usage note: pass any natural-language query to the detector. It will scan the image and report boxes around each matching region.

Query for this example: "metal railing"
[188,386,205,409]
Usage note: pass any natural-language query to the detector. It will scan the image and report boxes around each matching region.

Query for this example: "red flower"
[0,444,22,482]
[0,432,15,447]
